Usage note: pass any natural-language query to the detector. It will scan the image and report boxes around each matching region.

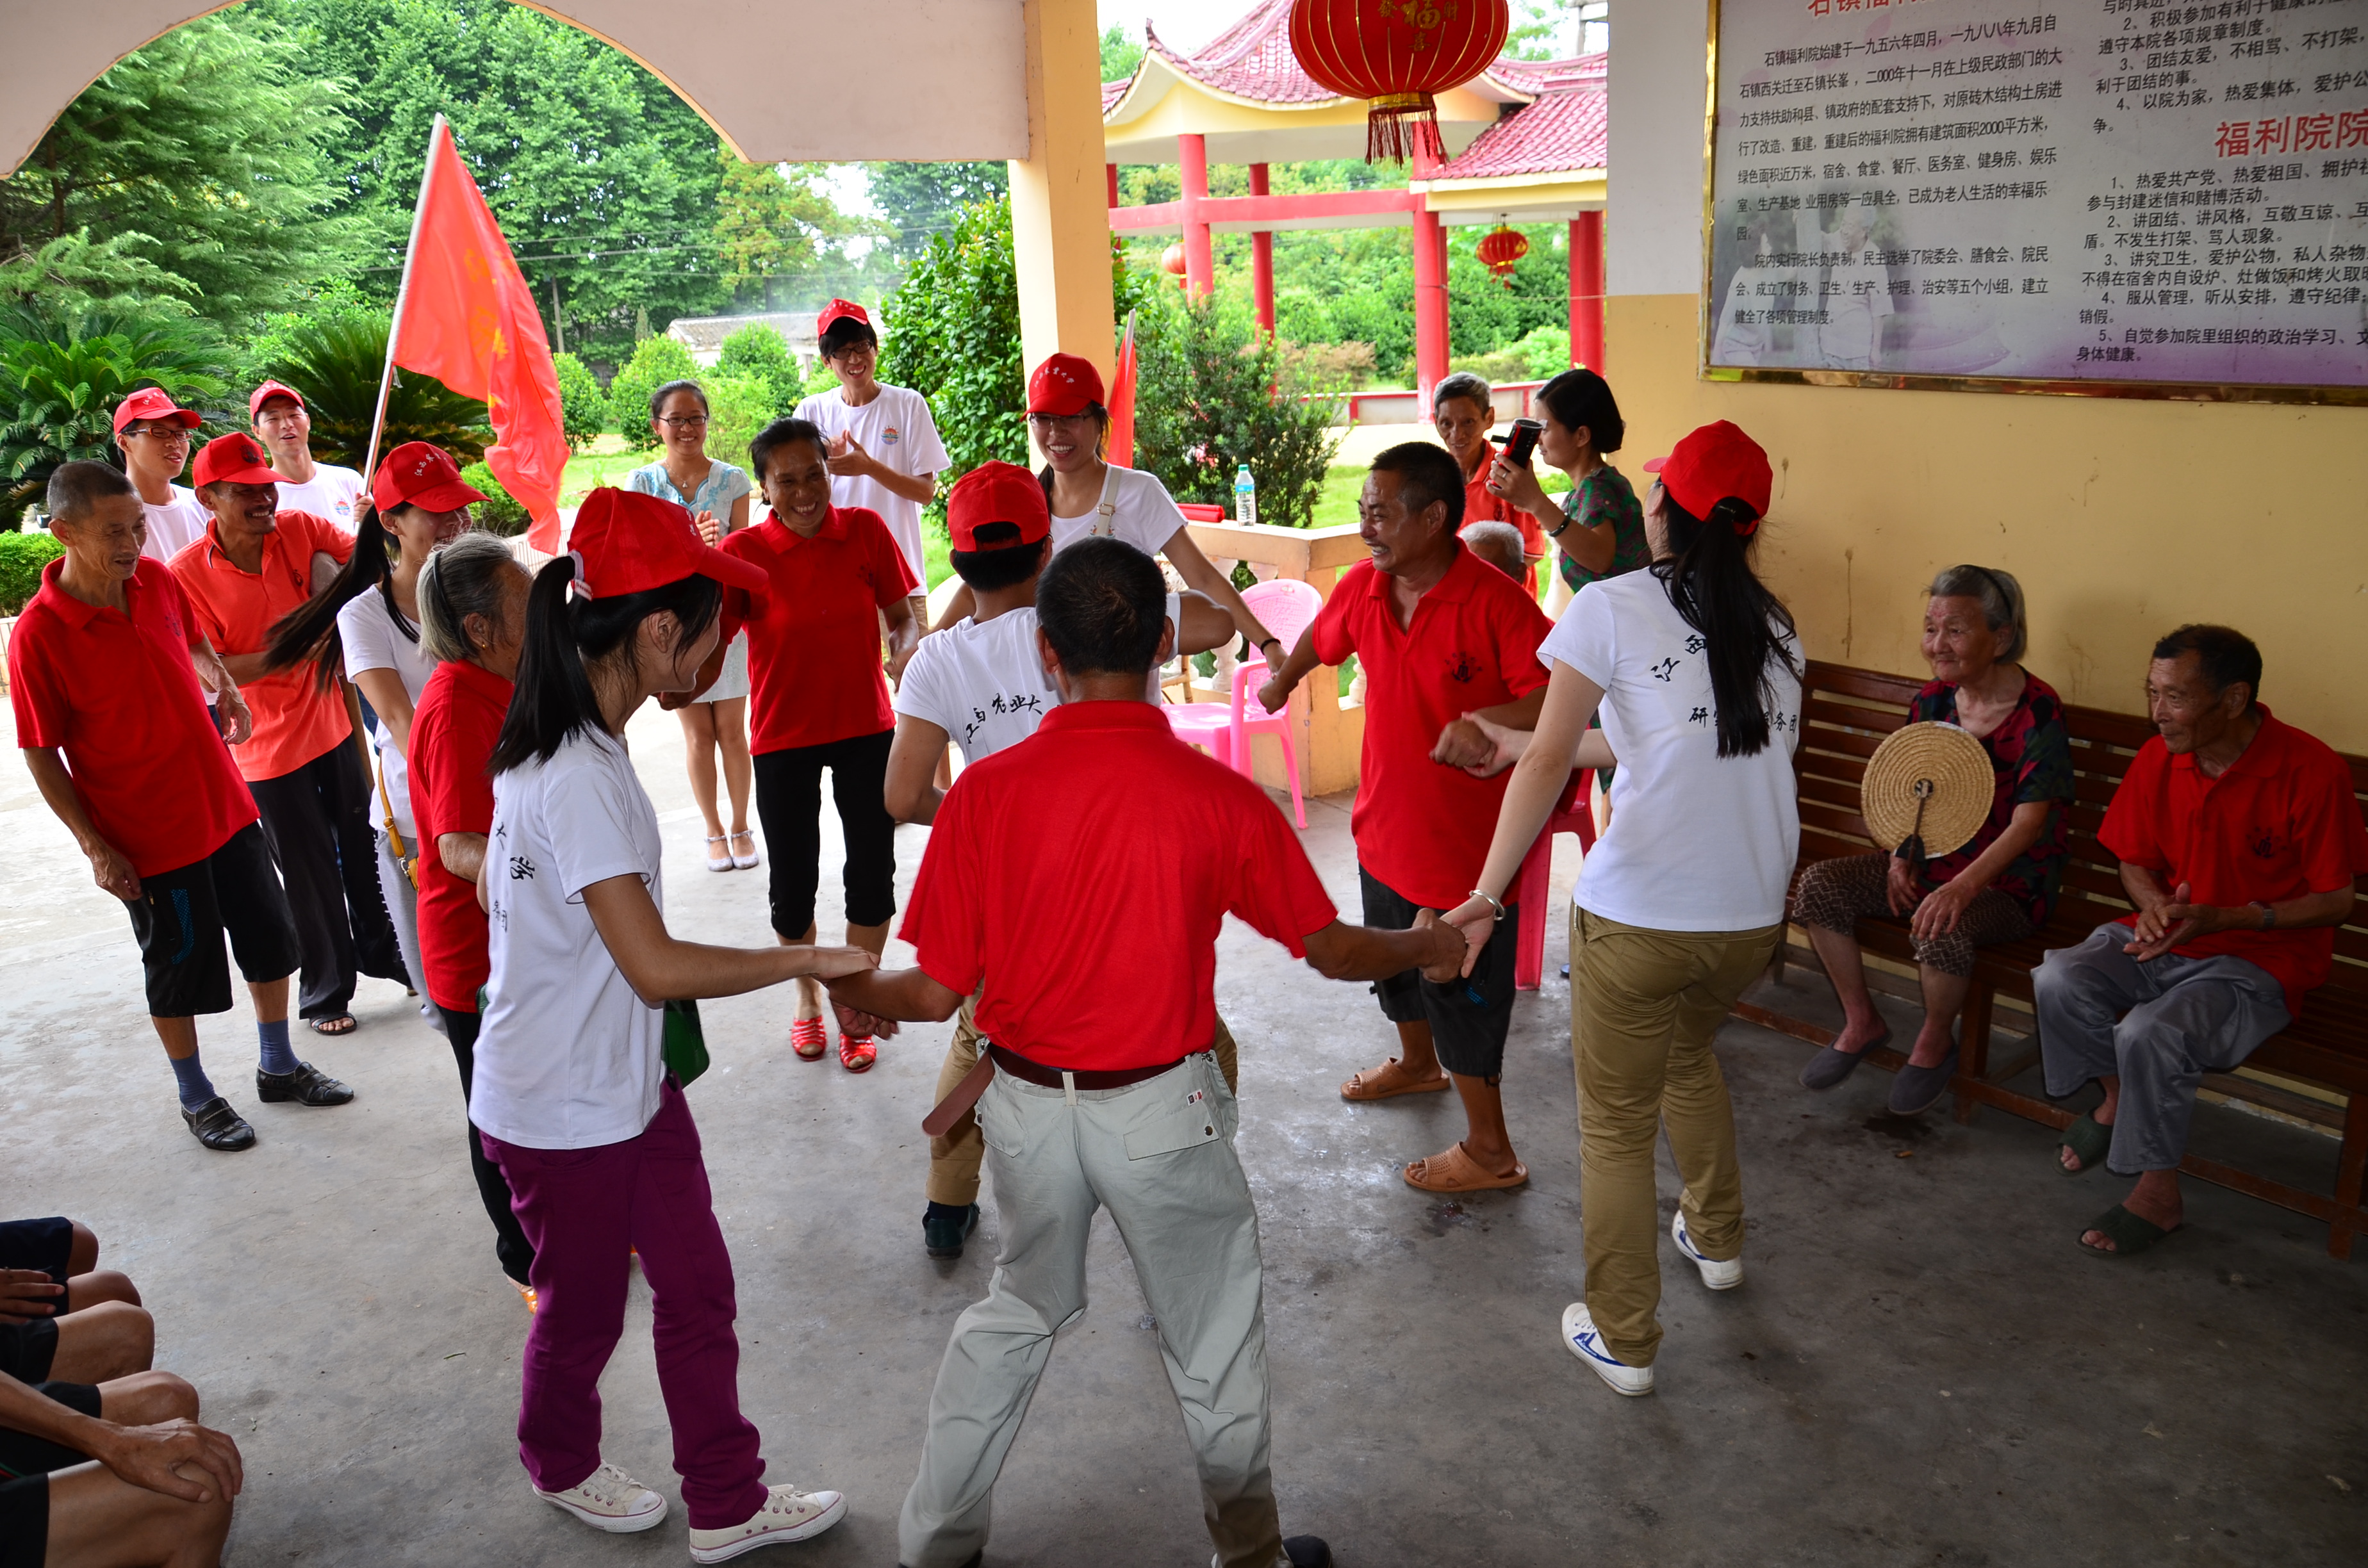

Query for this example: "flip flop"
[1341,1059,1452,1102]
[309,1015,356,1036]
[789,1018,827,1060]
[2059,1113,2112,1175]
[2079,1204,2180,1257]
[1403,1143,1528,1193]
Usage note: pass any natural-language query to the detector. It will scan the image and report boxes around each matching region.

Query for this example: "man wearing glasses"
[250,381,365,533]
[792,300,945,632]
[111,389,211,562]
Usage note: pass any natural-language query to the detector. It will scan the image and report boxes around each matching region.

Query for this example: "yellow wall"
[1611,293,2368,754]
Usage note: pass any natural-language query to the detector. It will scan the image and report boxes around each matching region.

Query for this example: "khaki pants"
[898,1054,1284,1568]
[1570,907,1781,1368]
[928,1000,1240,1207]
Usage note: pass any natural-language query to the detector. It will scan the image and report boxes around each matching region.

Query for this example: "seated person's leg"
[1791,853,1896,1063]
[2035,926,2151,1173]
[56,1225,140,1316]
[45,1303,153,1385]
[42,1453,236,1568]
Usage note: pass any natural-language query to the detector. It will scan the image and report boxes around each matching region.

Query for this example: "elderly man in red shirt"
[2039,625,2368,1257]
[170,433,404,1038]
[1258,441,1554,1195]
[828,538,1466,1568]
[10,463,343,1152]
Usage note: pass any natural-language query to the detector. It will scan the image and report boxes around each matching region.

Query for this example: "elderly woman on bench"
[1793,566,2074,1114]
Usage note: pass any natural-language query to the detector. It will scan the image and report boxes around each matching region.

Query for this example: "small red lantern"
[1161,242,1188,279]
[1477,224,1527,289]
[1290,0,1512,163]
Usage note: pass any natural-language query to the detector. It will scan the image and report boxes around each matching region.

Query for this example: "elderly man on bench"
[2039,625,2368,1257]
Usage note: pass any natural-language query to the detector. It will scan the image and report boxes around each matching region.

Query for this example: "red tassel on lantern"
[1477,224,1528,290]
[1289,0,1512,163]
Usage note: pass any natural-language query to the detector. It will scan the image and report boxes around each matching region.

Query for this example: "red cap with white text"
[112,386,203,436]
[248,380,307,419]
[192,433,282,489]
[372,442,489,514]
[1026,353,1105,417]
[565,487,767,599]
[948,461,1051,551]
[816,298,869,336]
[1642,420,1773,534]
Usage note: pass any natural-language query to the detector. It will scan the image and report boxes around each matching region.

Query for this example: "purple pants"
[484,1081,768,1528]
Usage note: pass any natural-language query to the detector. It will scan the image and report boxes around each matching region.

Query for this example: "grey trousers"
[2035,924,2290,1174]
[898,1052,1287,1568]
[374,829,445,1038]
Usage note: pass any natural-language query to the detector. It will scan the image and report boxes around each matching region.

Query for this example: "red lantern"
[1477,224,1528,289]
[1161,242,1188,279]
[1290,0,1512,163]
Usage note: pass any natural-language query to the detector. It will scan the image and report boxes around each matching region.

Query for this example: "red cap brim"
[689,541,768,593]
[402,478,489,512]
[206,463,283,488]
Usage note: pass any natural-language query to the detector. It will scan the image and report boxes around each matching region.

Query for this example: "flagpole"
[363,113,447,485]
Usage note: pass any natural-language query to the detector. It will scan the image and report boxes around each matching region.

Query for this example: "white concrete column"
[1008,0,1116,385]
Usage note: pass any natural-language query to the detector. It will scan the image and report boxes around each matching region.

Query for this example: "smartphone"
[1502,418,1544,466]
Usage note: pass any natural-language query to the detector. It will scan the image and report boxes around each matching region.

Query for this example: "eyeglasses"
[659,414,710,429]
[121,425,192,443]
[1028,412,1096,431]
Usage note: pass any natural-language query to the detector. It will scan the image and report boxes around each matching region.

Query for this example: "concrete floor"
[4,699,2365,1567]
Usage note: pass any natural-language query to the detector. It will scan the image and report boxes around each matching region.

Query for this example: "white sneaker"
[1671,1209,1743,1291]
[688,1482,848,1562]
[534,1462,668,1532]
[1559,1302,1654,1396]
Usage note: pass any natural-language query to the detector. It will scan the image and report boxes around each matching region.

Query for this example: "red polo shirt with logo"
[8,557,257,876]
[2100,707,2368,1017]
[1311,542,1554,910]
[719,506,918,755]
[409,657,511,1013]
[168,510,354,782]
[900,701,1338,1071]
[1459,437,1545,596]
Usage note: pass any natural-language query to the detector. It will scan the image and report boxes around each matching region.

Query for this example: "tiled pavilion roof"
[1429,53,1606,179]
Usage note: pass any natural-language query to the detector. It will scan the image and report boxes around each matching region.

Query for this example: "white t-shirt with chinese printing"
[139,486,211,562]
[792,383,948,590]
[1048,464,1188,559]
[473,727,669,1151]
[273,463,366,534]
[336,588,438,834]
[895,592,1182,764]
[1542,569,1805,933]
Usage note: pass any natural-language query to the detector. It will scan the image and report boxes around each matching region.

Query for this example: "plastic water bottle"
[1234,464,1257,525]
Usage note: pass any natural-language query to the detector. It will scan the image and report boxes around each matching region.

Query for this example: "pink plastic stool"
[1513,774,1599,991]
[1164,578,1323,828]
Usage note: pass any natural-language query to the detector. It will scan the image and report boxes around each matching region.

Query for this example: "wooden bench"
[1733,660,2368,1259]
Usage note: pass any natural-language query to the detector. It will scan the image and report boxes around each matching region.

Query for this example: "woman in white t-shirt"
[263,441,486,1036]
[472,486,867,1555]
[1443,420,1802,1401]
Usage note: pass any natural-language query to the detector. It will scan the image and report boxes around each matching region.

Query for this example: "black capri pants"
[1360,865,1520,1080]
[752,730,898,940]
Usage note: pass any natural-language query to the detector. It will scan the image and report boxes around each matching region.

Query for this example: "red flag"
[1106,313,1139,470]
[393,120,568,552]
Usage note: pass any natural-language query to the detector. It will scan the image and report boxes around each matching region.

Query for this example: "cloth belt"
[919,1042,1192,1138]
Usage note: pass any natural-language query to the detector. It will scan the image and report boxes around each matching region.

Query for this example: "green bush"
[800,360,843,399]
[607,335,700,452]
[879,196,1028,507]
[1131,291,1344,530]
[461,462,530,537]
[1516,325,1572,380]
[552,352,607,450]
[251,311,491,471]
[714,325,802,413]
[0,530,66,616]
[703,374,774,475]
[0,311,230,509]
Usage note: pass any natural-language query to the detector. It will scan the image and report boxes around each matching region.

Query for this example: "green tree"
[552,352,607,450]
[0,16,365,327]
[248,310,492,470]
[1130,294,1342,530]
[702,375,775,475]
[714,156,884,311]
[0,313,231,509]
[1506,1,1573,60]
[1101,24,1146,81]
[607,336,702,453]
[878,197,1028,502]
[714,324,803,411]
[866,164,1011,264]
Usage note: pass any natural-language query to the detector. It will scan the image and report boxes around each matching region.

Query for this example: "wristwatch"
[2253,899,2277,930]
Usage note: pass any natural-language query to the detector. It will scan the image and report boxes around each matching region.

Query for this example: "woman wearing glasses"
[631,380,757,874]
[111,388,211,562]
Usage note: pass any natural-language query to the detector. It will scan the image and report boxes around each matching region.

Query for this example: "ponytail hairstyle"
[1035,400,1112,508]
[488,558,723,774]
[418,532,527,666]
[1652,493,1797,758]
[262,502,411,691]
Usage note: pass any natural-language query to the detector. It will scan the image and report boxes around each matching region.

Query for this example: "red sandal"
[838,1034,876,1073]
[789,1017,827,1060]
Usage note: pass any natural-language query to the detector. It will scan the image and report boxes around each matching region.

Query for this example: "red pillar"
[1107,163,1119,209]
[1572,210,1606,371]
[1413,206,1449,401]
[1178,134,1213,302]
[1249,163,1275,336]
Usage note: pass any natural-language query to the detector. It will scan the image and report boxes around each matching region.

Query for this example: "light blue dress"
[629,460,754,701]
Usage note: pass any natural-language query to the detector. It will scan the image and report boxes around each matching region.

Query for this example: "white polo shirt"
[272,462,366,534]
[793,382,948,590]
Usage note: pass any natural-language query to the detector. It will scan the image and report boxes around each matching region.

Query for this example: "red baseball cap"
[566,487,767,600]
[947,461,1050,551]
[112,386,203,436]
[372,442,488,514]
[816,298,870,336]
[1027,353,1105,417]
[1643,420,1773,534]
[249,380,307,419]
[192,432,283,489]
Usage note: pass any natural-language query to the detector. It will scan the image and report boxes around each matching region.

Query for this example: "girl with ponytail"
[263,442,485,1035]
[1443,420,1804,1400]
[472,487,864,1555]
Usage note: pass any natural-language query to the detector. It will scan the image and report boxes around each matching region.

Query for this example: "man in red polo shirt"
[1258,441,1553,1195]
[10,463,344,1152]
[2038,625,2368,1257]
[826,537,1464,1568]
[171,432,404,1038]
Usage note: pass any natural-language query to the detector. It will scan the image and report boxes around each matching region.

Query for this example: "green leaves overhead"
[878,197,1028,509]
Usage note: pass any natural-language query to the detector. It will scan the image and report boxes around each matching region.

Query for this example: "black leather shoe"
[256,1062,354,1106]
[898,1555,980,1568]
[924,1202,980,1260]
[1283,1537,1331,1568]
[182,1097,256,1151]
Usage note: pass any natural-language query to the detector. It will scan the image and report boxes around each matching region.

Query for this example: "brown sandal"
[1340,1058,1452,1102]
[1402,1142,1528,1193]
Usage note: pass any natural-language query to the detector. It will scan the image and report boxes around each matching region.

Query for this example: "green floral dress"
[1555,463,1650,596]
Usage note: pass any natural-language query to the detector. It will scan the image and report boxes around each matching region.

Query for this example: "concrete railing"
[1301,380,1545,427]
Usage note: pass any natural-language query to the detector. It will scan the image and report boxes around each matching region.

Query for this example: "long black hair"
[488,557,723,774]
[263,502,413,692]
[1652,493,1796,758]
[1035,400,1112,509]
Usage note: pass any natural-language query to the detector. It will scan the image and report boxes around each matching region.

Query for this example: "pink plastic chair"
[1513,772,1599,990]
[1165,577,1324,828]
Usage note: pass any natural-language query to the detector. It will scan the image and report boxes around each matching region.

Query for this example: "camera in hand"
[1502,418,1544,466]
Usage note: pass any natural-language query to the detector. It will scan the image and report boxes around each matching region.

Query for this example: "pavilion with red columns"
[1100,0,1607,398]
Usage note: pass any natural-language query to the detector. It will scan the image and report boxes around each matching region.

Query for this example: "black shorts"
[124,822,302,1018]
[0,1321,54,1385]
[0,1219,70,1311]
[0,1380,100,1483]
[0,1474,47,1568]
[1360,865,1520,1080]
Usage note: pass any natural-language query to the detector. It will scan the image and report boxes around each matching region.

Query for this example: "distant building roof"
[665,313,819,359]
[1428,54,1607,181]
